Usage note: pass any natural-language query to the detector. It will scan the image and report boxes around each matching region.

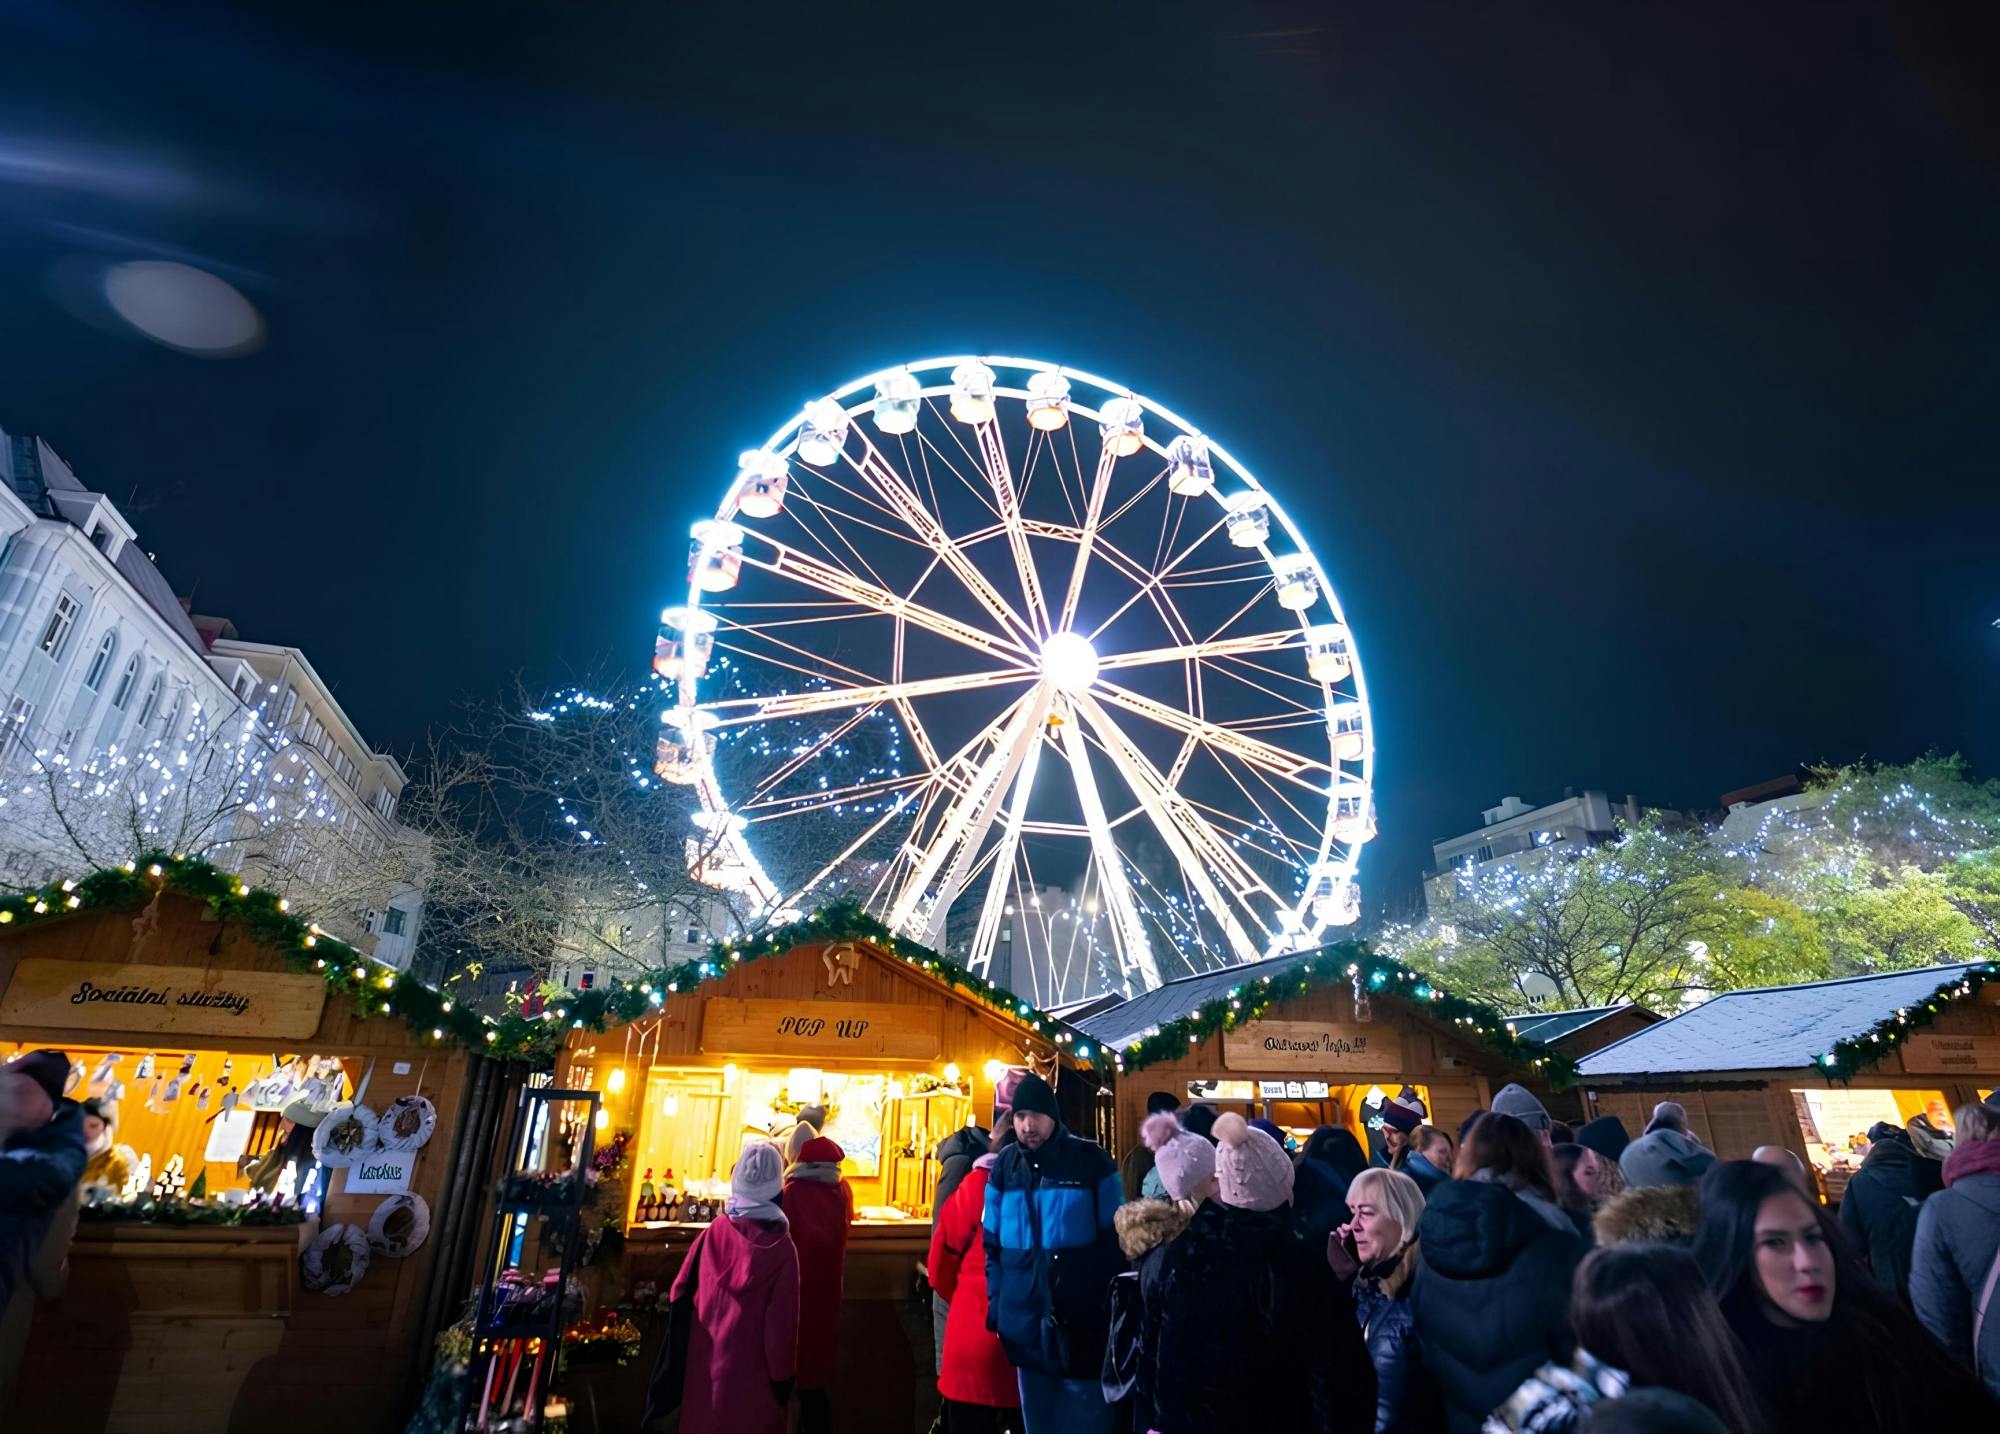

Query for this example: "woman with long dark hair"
[1409,1113,1583,1432]
[1692,1159,1995,1432]
[1492,1243,1765,1430]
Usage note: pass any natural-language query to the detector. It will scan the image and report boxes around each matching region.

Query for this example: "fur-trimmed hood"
[1593,1182,1700,1246]
[1115,1196,1192,1260]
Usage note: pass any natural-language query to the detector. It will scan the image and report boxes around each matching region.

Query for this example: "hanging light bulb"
[593,1105,609,1130]
[607,1067,626,1093]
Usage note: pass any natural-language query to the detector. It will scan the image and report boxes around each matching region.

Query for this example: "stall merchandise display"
[378,1093,438,1150]
[313,1101,379,1167]
[368,1192,431,1257]
[301,1222,372,1296]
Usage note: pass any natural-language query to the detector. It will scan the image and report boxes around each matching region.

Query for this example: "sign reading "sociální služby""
[0,959,328,1041]
[1222,1019,1404,1073]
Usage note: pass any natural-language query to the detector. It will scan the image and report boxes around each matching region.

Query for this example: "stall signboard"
[1898,1034,2000,1076]
[342,1150,415,1195]
[1223,1020,1403,1073]
[700,996,943,1061]
[0,959,327,1040]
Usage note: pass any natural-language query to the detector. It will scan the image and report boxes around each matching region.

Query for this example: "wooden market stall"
[1076,946,1563,1161]
[1574,962,2000,1204]
[534,918,1101,1429]
[0,865,488,1434]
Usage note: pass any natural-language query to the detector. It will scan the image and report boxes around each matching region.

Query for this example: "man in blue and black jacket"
[981,1071,1123,1434]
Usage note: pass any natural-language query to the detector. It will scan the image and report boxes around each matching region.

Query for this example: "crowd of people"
[910,1075,2000,1434]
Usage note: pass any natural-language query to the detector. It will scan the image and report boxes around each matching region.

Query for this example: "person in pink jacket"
[661,1141,800,1434]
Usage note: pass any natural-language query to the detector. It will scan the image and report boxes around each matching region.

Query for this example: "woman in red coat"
[926,1135,1023,1434]
[783,1134,853,1434]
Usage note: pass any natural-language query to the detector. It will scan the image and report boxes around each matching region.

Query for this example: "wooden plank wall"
[1109,982,1526,1157]
[0,896,471,1434]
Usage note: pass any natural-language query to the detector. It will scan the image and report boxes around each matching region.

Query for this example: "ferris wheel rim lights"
[669,354,1377,990]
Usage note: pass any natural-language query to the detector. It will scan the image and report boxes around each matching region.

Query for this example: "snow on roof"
[1576,963,1990,1077]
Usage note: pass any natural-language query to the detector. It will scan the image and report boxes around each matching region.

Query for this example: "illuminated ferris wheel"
[655,356,1374,1000]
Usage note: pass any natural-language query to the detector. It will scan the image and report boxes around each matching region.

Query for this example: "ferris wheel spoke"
[844,435,1041,651]
[1054,708,1163,991]
[887,689,1050,934]
[964,421,1051,639]
[739,766,934,818]
[1096,629,1305,673]
[1085,507,1235,644]
[739,536,1036,664]
[1093,680,1333,795]
[1057,445,1122,635]
[699,668,1037,726]
[964,727,1049,977]
[1071,696,1267,963]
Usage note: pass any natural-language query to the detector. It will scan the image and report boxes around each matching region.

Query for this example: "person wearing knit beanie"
[1121,1091,1184,1200]
[1180,1102,1220,1143]
[3,1050,71,1111]
[1576,1115,1631,1164]
[1491,1082,1553,1136]
[1212,1112,1294,1212]
[728,1140,788,1223]
[1618,1128,1715,1190]
[1143,1110,1218,1204]
[1644,1101,1687,1136]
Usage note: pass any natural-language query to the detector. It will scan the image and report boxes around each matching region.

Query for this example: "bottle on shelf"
[638,1168,657,1222]
[658,1168,678,1223]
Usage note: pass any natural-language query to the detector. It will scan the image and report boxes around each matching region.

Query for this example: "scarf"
[1944,1137,2000,1186]
[786,1160,843,1185]
[726,1194,787,1225]
[1355,1237,1420,1302]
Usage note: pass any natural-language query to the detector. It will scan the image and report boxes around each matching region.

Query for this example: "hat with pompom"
[1212,1111,1294,1212]
[1143,1111,1216,1203]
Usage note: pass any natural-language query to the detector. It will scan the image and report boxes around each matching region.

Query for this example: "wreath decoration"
[367,1194,431,1257]
[301,1222,371,1295]
[312,1102,379,1168]
[377,1094,437,1152]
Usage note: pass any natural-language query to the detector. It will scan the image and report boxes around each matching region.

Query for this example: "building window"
[38,594,79,660]
[111,655,140,710]
[136,671,162,726]
[159,686,184,743]
[277,687,297,731]
[83,631,117,691]
[1,697,34,761]
[383,907,407,937]
[684,926,701,944]
[578,972,596,990]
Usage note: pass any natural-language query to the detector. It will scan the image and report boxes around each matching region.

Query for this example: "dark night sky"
[2,2,1997,906]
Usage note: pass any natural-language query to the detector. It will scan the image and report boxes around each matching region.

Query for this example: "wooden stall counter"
[620,1217,934,1300]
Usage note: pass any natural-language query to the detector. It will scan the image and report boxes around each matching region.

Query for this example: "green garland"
[1811,962,1999,1081]
[1114,941,1579,1088]
[79,1197,307,1227]
[0,857,1575,1084]
[0,858,1098,1068]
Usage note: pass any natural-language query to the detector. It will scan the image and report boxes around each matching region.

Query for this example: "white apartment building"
[1425,789,1673,909]
[0,426,422,967]
[547,887,741,991]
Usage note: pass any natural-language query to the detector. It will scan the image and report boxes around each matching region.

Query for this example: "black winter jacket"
[1351,1241,1445,1434]
[1108,1198,1192,1432]
[1152,1202,1375,1434]
[1409,1177,1583,1434]
[1292,1155,1354,1253]
[1838,1135,1923,1301]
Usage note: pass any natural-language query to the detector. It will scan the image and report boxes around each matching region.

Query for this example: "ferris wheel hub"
[1038,631,1101,693]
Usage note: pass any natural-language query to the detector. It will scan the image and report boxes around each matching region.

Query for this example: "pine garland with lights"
[0,859,1101,1067]
[1114,942,1579,1087]
[1808,962,1999,1081]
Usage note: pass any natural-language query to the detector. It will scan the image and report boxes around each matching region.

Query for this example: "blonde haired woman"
[1332,1168,1443,1431]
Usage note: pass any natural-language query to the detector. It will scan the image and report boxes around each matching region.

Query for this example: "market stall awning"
[1577,963,1993,1078]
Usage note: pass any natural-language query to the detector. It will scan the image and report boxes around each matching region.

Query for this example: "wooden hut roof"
[1577,962,1992,1078]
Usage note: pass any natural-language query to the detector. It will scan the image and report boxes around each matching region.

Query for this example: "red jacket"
[672,1213,798,1434]
[927,1159,1020,1408]
[784,1142,854,1390]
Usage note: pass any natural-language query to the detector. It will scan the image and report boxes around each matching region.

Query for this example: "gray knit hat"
[1490,1082,1552,1133]
[1618,1128,1716,1189]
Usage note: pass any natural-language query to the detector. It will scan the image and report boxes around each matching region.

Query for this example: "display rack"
[461,1085,600,1432]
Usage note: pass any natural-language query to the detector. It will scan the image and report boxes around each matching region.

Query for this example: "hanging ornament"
[312,1102,379,1167]
[378,1095,436,1152]
[1351,973,1373,1024]
[176,1052,197,1078]
[195,1084,212,1111]
[135,1053,156,1081]
[367,1193,431,1257]
[161,1077,183,1104]
[301,1223,371,1295]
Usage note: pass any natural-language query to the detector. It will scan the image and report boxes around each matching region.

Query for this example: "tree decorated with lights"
[1384,756,2000,1013]
[0,683,413,944]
